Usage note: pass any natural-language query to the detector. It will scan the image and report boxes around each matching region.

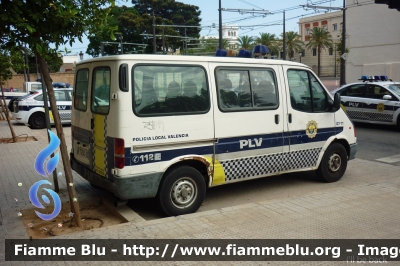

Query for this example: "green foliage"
[87,1,202,56]
[281,31,304,60]
[0,0,115,56]
[305,27,333,76]
[237,35,254,50]
[0,47,26,82]
[255,33,279,56]
[305,27,333,51]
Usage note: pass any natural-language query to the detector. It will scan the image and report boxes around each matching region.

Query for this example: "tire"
[316,143,348,183]
[29,112,46,129]
[158,166,206,216]
[396,115,400,131]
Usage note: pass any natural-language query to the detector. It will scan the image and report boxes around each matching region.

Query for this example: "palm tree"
[255,33,279,57]
[305,27,333,76]
[237,35,254,50]
[280,31,303,61]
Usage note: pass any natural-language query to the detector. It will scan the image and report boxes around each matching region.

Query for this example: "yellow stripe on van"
[93,114,106,177]
[203,156,226,186]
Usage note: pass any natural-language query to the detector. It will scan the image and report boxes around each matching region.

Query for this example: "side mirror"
[330,93,341,112]
[383,95,392,100]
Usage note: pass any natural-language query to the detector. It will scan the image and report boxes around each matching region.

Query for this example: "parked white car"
[12,88,73,129]
[330,76,400,129]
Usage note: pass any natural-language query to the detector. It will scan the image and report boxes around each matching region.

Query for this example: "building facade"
[345,0,400,83]
[221,24,239,49]
[298,11,343,77]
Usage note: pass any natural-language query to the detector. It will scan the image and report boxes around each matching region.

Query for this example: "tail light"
[114,138,125,169]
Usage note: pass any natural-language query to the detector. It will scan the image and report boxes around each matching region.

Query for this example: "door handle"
[91,118,94,129]
[275,114,279,124]
[288,113,292,123]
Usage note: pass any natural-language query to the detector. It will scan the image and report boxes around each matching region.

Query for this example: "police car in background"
[12,88,73,129]
[331,76,400,129]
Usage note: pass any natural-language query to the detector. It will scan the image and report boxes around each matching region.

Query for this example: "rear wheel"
[158,166,206,216]
[316,143,348,183]
[29,112,46,129]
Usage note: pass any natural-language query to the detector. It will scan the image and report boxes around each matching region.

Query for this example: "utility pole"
[283,11,286,60]
[162,22,165,54]
[185,27,188,55]
[219,0,223,50]
[340,0,346,85]
[153,11,156,54]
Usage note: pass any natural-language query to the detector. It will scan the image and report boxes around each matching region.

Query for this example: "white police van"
[331,76,400,129]
[12,88,73,129]
[70,51,357,216]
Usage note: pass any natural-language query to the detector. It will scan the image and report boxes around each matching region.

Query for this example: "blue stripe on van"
[125,126,342,166]
[125,145,214,166]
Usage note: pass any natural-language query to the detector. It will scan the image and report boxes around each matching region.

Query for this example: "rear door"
[91,67,111,177]
[282,67,336,172]
[210,63,285,184]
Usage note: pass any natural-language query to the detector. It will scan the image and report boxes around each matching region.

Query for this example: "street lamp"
[79,51,84,61]
[299,51,303,63]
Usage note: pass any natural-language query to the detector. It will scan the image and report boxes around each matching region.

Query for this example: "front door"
[282,67,336,172]
[211,64,285,184]
[338,83,367,121]
[364,84,395,123]
[90,67,111,178]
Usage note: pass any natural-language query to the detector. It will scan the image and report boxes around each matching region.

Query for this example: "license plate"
[77,146,89,159]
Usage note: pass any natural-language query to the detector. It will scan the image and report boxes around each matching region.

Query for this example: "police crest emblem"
[377,103,385,112]
[306,120,318,138]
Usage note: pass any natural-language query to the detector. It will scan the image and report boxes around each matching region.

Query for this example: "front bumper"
[70,153,163,200]
[349,143,357,160]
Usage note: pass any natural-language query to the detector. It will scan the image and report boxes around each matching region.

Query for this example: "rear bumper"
[349,143,357,160]
[70,153,163,200]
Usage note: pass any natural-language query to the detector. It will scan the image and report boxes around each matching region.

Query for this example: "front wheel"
[29,112,46,129]
[316,143,348,183]
[158,166,206,216]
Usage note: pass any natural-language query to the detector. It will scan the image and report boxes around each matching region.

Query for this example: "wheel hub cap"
[171,179,196,208]
[328,153,341,172]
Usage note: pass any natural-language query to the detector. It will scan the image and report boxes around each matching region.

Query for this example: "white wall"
[346,0,400,82]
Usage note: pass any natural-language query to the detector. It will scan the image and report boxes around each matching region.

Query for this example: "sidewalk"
[1,120,400,266]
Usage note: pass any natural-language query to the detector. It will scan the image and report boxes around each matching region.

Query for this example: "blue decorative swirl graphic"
[29,180,62,221]
[34,130,60,177]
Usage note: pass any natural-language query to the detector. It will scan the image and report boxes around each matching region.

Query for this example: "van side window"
[74,69,89,111]
[287,69,329,113]
[132,65,209,116]
[91,67,111,115]
[216,68,278,111]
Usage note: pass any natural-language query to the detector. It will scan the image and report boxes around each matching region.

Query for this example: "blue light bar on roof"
[360,75,389,81]
[252,45,270,58]
[215,49,227,57]
[238,50,252,58]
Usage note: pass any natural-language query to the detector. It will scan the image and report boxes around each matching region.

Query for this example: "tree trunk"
[36,54,82,228]
[0,83,18,142]
[317,45,321,77]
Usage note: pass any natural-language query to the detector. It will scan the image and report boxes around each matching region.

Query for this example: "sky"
[65,0,344,59]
